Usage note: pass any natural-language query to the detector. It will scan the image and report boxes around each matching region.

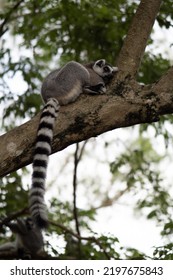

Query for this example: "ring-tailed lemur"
[0,217,44,259]
[29,59,118,229]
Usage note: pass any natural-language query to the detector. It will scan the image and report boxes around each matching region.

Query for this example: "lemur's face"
[93,59,118,79]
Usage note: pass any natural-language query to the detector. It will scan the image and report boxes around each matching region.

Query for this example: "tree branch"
[94,185,130,210]
[0,0,25,37]
[117,0,162,76]
[1,72,173,178]
[73,143,81,256]
[0,208,28,229]
[72,141,87,256]
[152,66,173,93]
[73,144,80,237]
[50,220,111,259]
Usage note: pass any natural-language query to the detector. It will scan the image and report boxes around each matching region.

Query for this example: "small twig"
[73,143,81,237]
[72,140,88,237]
[73,143,81,256]
[0,207,28,228]
[0,0,25,37]
[94,185,130,210]
[72,141,88,257]
[78,140,88,162]
[50,220,111,259]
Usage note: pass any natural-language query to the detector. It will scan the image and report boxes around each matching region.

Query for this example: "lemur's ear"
[112,66,119,72]
[95,59,106,67]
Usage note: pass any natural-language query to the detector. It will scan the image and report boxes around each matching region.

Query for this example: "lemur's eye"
[104,66,110,72]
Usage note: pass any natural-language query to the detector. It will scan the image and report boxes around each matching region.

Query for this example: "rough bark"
[117,0,162,76]
[1,0,172,178]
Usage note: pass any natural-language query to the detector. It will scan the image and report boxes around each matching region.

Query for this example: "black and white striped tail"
[29,98,60,228]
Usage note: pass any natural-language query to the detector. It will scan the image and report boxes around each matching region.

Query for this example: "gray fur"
[30,59,118,228]
[0,218,44,259]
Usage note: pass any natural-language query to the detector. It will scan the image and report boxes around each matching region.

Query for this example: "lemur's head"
[93,59,118,84]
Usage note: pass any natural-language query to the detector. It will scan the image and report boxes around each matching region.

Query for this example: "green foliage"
[110,136,162,190]
[153,243,173,260]
[44,199,122,259]
[110,134,173,250]
[157,0,173,28]
[138,53,170,84]
[0,171,28,214]
[5,0,132,63]
[62,234,120,260]
[0,0,173,260]
[123,247,147,260]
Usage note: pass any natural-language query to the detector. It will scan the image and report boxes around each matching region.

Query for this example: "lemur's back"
[41,61,90,104]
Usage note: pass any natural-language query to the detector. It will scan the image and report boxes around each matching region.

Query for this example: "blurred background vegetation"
[0,0,173,259]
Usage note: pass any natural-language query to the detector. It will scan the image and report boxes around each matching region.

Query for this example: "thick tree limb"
[117,0,162,76]
[1,0,172,179]
[0,73,173,178]
[152,66,173,93]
